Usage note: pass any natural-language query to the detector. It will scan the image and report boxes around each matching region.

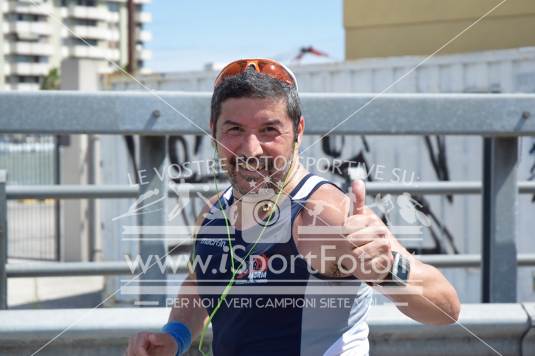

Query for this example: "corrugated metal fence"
[105,47,535,303]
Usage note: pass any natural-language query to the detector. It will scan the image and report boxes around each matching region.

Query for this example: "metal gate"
[0,134,59,261]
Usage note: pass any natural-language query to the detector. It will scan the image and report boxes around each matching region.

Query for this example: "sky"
[144,0,344,73]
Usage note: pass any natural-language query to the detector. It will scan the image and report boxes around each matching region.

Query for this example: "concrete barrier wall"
[0,303,533,356]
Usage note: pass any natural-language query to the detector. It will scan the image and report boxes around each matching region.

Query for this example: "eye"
[261,127,278,133]
[227,126,242,133]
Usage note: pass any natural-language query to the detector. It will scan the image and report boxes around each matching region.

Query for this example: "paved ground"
[8,273,104,308]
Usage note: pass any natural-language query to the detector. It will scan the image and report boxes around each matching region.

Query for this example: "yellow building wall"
[344,0,535,59]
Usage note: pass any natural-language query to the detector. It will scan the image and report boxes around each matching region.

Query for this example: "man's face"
[212,97,301,196]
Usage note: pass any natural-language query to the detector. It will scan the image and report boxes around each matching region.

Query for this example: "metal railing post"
[0,170,7,309]
[481,137,518,302]
[138,136,168,306]
[54,135,61,261]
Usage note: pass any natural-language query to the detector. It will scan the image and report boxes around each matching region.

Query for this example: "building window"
[16,76,41,83]
[15,14,43,22]
[61,0,97,6]
[6,34,18,41]
[71,38,98,46]
[74,19,98,26]
[14,55,31,63]
[12,33,48,43]
[108,3,119,12]
[77,0,97,6]
[9,55,49,64]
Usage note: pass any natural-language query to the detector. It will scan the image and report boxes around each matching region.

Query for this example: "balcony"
[3,42,53,56]
[6,63,50,76]
[63,5,111,21]
[6,83,40,91]
[134,0,152,4]
[67,45,120,61]
[135,11,152,23]
[106,0,152,3]
[3,1,53,15]
[107,11,120,23]
[6,22,51,36]
[136,48,152,61]
[136,30,152,42]
[68,26,120,41]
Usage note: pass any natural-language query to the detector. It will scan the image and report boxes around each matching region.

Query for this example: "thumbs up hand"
[343,180,394,285]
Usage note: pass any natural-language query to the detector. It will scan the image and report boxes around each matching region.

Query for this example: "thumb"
[351,179,366,215]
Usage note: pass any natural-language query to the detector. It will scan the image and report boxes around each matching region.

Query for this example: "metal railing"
[0,303,533,355]
[0,91,534,309]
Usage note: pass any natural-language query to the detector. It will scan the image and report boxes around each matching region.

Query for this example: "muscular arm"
[126,194,221,356]
[167,272,207,340]
[293,184,354,276]
[379,233,460,325]
[167,194,219,339]
[295,183,460,325]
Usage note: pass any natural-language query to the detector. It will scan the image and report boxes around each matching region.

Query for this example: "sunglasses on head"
[213,58,298,90]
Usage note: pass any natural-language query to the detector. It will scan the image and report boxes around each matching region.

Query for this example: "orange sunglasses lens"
[257,62,294,85]
[214,59,295,88]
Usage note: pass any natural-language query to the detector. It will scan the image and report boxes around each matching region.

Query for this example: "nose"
[239,133,264,157]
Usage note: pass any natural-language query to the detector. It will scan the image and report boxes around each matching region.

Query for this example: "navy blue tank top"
[192,173,373,356]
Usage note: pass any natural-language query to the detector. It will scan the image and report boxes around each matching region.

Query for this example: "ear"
[296,116,305,145]
[209,121,217,147]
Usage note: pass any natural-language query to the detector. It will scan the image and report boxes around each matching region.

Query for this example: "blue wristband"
[161,321,192,356]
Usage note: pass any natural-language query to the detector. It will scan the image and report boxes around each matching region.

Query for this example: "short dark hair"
[210,69,302,138]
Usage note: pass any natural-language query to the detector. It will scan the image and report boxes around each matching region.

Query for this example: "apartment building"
[0,0,152,90]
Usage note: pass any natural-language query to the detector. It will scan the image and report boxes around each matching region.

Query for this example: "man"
[126,58,460,356]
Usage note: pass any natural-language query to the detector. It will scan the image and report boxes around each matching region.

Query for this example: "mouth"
[227,157,287,190]
[235,165,270,183]
[230,161,273,190]
[235,160,268,173]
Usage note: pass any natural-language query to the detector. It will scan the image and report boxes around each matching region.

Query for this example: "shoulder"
[191,189,229,241]
[297,179,350,229]
[292,179,353,277]
[195,191,224,225]
[306,180,347,201]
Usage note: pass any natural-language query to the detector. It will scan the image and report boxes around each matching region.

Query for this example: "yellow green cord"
[197,142,297,355]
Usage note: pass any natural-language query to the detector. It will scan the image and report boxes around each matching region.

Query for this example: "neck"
[279,162,307,196]
[231,161,308,231]
[231,155,307,202]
